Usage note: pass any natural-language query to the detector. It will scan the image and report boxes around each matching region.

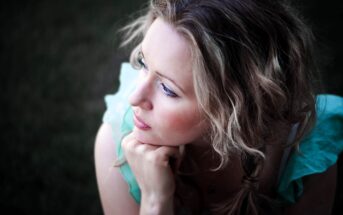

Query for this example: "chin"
[132,128,181,146]
[132,128,154,144]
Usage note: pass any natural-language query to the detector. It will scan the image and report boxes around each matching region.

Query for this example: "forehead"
[141,18,194,95]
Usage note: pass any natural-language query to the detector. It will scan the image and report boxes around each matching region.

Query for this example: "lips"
[133,113,151,130]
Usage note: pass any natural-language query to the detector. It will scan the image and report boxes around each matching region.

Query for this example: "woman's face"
[129,18,208,147]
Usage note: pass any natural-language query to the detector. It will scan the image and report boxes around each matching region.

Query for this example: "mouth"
[133,113,151,130]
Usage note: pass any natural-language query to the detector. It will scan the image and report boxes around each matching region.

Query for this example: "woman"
[95,0,343,214]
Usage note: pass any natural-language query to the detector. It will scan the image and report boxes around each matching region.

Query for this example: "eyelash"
[137,53,178,98]
[137,55,148,70]
[160,83,178,98]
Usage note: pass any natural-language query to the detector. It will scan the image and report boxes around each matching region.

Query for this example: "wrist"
[140,193,174,215]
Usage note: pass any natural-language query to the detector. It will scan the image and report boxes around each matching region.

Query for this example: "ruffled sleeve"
[102,63,138,128]
[102,62,141,203]
[277,94,343,204]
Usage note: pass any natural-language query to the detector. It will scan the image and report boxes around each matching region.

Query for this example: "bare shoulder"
[284,163,337,215]
[94,123,139,215]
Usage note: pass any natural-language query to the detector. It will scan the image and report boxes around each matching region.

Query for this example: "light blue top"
[103,63,343,205]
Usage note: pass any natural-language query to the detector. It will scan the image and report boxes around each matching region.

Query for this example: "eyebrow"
[155,71,186,94]
[140,50,186,94]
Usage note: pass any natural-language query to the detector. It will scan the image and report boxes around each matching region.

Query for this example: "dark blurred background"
[0,0,342,214]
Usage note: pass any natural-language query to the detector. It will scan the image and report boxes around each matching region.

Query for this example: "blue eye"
[160,83,178,98]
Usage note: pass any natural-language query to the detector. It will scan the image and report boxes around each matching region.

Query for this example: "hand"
[121,132,182,203]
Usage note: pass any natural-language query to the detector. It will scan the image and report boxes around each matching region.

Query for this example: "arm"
[121,133,179,215]
[95,123,176,215]
[284,164,337,215]
[94,123,140,215]
[140,194,174,215]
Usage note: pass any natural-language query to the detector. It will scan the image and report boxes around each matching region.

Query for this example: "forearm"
[140,194,174,215]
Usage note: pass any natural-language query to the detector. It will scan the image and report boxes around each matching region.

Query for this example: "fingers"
[155,146,180,160]
[121,132,135,146]
[121,132,183,170]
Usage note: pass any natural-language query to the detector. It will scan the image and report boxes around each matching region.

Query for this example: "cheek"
[157,105,202,132]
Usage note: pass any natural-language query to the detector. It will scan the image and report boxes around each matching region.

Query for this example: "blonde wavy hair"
[119,0,317,214]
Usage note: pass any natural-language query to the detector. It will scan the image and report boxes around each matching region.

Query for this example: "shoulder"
[283,163,337,214]
[279,94,343,213]
[94,123,139,215]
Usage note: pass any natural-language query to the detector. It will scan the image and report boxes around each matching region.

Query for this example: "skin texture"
[129,18,208,147]
[95,124,140,215]
[121,132,177,215]
[94,18,337,215]
[122,18,209,214]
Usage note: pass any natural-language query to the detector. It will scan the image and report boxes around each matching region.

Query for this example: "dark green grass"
[0,0,342,214]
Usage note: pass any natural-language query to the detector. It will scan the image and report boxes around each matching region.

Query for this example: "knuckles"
[121,134,138,152]
[121,133,171,167]
[146,152,163,164]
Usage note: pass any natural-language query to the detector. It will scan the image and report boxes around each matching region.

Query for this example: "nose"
[129,76,153,110]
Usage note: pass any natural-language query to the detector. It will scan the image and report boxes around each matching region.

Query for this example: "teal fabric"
[102,63,141,203]
[277,94,343,204]
[103,62,343,205]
